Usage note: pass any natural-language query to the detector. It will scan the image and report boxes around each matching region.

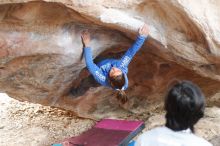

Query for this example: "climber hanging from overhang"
[81,24,149,104]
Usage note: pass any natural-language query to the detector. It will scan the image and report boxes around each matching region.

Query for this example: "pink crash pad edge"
[95,119,144,131]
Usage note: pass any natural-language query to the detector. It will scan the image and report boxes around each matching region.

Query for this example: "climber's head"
[109,67,128,104]
[109,67,124,90]
[109,67,122,78]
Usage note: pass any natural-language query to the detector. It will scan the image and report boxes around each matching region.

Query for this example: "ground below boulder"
[0,93,220,146]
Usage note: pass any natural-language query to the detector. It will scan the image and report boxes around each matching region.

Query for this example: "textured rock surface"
[0,0,220,119]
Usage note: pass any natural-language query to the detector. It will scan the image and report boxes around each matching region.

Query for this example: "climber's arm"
[82,30,107,86]
[83,48,107,85]
[119,24,149,69]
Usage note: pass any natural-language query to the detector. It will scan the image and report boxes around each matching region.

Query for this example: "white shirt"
[135,126,212,146]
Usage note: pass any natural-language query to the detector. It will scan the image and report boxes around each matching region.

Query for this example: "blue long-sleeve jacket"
[84,35,147,90]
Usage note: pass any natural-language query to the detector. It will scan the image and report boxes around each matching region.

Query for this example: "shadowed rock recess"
[0,0,220,119]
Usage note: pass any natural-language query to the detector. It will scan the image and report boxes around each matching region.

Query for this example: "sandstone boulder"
[0,0,220,119]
